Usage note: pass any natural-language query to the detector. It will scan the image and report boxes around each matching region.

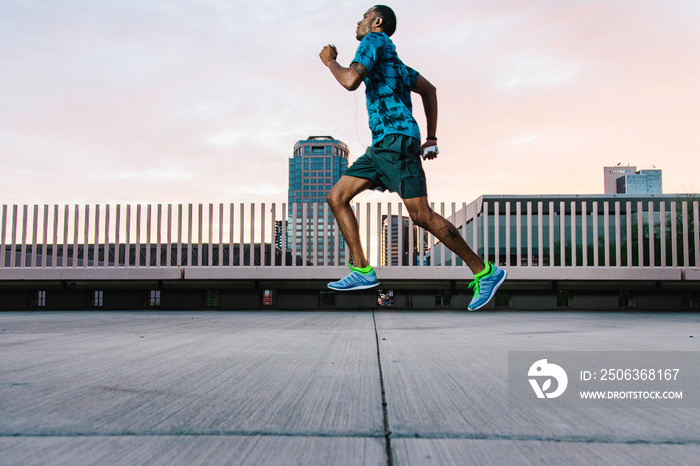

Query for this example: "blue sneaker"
[468,262,507,311]
[328,266,379,291]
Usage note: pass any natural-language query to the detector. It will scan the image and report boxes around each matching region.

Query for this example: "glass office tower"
[288,136,349,265]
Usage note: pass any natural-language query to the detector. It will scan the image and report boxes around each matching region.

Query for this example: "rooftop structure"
[604,165,662,194]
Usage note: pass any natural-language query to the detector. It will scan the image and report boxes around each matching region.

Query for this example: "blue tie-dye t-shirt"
[352,32,421,146]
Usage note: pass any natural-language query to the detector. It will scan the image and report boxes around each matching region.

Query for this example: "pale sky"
[1,0,699,207]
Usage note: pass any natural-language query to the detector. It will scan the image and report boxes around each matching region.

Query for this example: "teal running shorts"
[344,134,428,199]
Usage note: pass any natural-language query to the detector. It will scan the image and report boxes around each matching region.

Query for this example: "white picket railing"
[431,199,699,270]
[1,200,698,275]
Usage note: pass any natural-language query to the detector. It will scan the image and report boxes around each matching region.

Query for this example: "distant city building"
[274,220,286,251]
[604,166,636,194]
[288,136,349,265]
[381,215,426,266]
[604,165,662,194]
[616,169,662,194]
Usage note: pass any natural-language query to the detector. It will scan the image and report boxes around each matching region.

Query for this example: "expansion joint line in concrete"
[372,309,393,466]
[389,433,700,446]
[0,431,382,439]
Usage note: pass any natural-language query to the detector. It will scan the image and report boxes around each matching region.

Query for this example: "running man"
[319,5,506,310]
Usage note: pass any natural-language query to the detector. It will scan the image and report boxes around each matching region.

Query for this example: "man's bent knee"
[407,207,433,228]
[328,176,373,209]
[327,189,346,210]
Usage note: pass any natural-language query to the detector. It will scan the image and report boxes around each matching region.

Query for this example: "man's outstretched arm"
[412,75,438,158]
[320,45,368,91]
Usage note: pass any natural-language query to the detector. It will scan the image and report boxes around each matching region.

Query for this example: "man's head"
[356,5,396,40]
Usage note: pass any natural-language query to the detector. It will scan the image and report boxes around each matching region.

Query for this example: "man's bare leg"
[327,175,376,268]
[403,196,485,275]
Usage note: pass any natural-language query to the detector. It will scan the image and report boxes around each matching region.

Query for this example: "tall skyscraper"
[288,136,349,265]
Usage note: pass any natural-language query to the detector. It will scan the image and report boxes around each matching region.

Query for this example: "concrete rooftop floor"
[1,310,699,465]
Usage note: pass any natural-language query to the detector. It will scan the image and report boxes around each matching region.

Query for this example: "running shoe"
[467,262,507,311]
[327,265,379,291]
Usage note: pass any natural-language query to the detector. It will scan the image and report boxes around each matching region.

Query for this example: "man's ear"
[374,16,383,28]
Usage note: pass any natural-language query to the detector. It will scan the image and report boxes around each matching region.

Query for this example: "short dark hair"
[373,5,396,36]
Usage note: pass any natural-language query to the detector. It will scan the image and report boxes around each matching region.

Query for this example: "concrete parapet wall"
[0,266,690,282]
[0,266,698,311]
